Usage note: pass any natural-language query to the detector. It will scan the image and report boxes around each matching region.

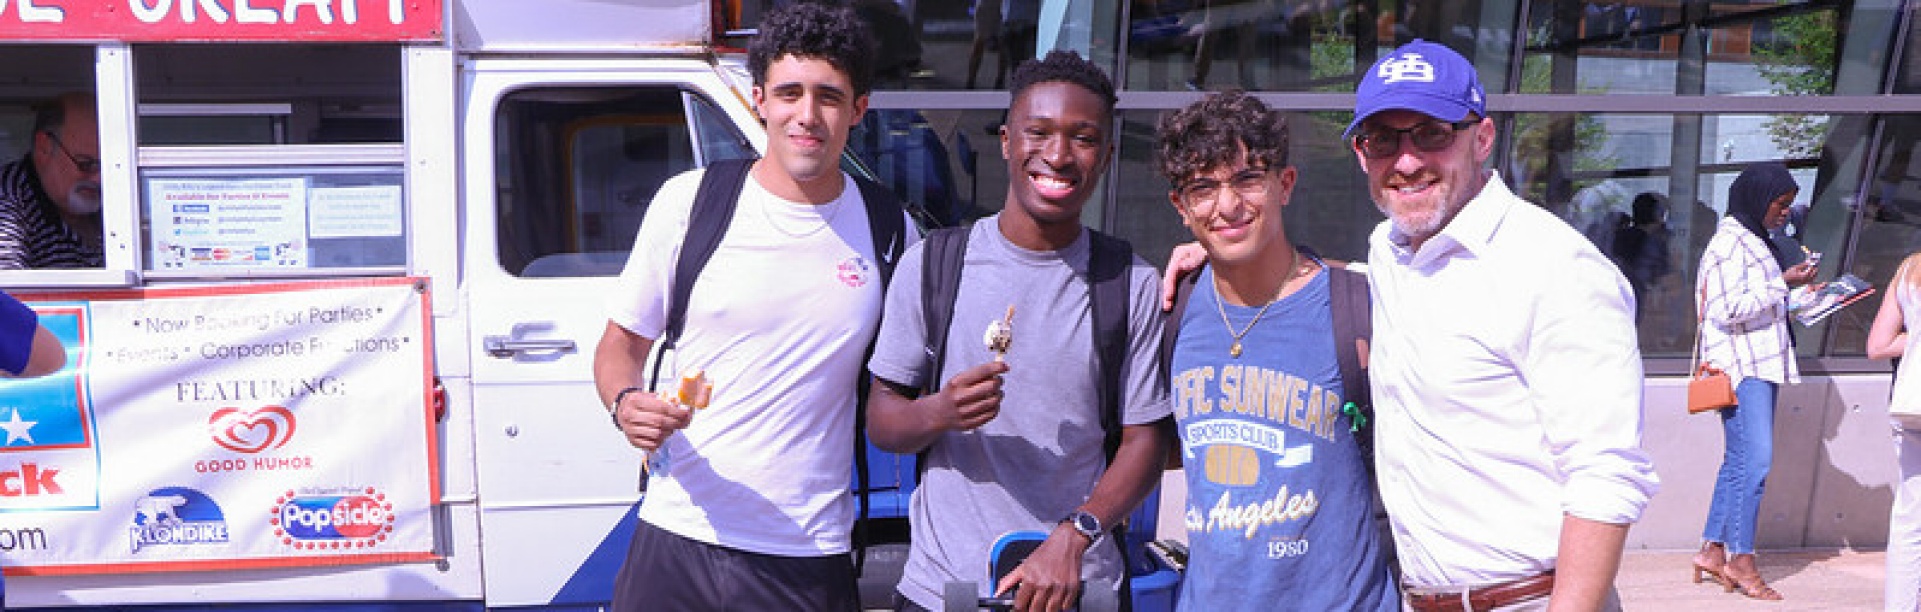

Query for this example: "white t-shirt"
[606,167,887,556]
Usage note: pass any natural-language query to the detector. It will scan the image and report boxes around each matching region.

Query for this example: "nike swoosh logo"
[882,232,900,265]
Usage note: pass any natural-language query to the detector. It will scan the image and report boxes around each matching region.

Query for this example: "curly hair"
[1154,90,1289,188]
[748,2,877,96]
[1007,50,1117,116]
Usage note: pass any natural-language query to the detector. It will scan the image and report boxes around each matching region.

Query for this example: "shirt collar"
[1387,170,1512,267]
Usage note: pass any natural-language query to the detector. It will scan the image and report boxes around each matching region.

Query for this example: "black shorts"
[610,518,859,612]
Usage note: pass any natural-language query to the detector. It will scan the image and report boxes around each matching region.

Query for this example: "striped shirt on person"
[0,157,103,270]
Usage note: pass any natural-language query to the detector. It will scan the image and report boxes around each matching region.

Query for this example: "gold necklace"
[1213,249,1301,358]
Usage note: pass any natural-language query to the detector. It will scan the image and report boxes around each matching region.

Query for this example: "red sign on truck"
[0,0,442,42]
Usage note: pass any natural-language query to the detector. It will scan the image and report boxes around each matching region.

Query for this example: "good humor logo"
[129,487,230,553]
[272,487,395,550]
[207,405,296,453]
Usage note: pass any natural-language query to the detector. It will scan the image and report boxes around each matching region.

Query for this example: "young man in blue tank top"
[1155,90,1397,611]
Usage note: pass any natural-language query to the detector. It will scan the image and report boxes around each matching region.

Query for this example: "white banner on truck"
[0,278,439,574]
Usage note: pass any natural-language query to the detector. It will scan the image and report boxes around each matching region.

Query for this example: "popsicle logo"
[208,406,295,454]
[272,487,395,549]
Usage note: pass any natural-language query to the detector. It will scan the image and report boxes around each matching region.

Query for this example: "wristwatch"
[1061,510,1103,543]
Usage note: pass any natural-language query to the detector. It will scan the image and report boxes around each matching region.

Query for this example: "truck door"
[460,58,759,607]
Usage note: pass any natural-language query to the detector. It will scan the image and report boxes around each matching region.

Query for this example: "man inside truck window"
[592,3,906,611]
[0,92,104,270]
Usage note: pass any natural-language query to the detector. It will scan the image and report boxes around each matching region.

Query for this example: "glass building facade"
[743,0,1921,371]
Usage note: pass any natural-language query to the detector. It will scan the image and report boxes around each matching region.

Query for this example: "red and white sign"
[0,278,438,575]
[0,0,443,42]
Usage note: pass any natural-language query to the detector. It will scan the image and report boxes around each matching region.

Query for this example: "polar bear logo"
[136,495,189,527]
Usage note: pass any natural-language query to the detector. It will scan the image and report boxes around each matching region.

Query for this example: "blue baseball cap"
[1344,39,1486,138]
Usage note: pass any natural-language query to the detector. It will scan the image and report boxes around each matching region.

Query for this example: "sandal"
[1691,544,1728,588]
[1723,568,1784,601]
[1689,558,1727,588]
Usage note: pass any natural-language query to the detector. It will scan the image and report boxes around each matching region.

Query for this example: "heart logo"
[208,406,297,454]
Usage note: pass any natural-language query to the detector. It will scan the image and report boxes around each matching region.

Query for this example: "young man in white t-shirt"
[591,4,900,610]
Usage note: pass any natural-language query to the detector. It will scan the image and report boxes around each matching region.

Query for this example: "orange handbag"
[1687,364,1737,414]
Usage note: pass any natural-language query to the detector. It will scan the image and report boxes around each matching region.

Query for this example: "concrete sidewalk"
[1619,548,1885,610]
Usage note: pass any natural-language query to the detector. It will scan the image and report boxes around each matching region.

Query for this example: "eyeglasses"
[1351,119,1478,160]
[1177,168,1271,213]
[43,131,99,174]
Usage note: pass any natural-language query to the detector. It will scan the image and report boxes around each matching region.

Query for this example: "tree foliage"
[1753,5,1837,157]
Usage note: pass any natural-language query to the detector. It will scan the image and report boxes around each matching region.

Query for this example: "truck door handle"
[483,322,577,358]
[483,336,577,358]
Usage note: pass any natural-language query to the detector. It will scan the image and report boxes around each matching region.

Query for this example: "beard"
[1377,199,1451,240]
[1373,177,1467,244]
[60,181,101,216]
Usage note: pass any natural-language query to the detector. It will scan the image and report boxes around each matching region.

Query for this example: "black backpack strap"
[1323,256,1372,445]
[848,173,907,575]
[918,225,973,397]
[1159,265,1201,385]
[1312,248,1392,580]
[854,175,906,285]
[1085,230,1137,612]
[1086,230,1134,465]
[911,224,972,482]
[648,157,753,393]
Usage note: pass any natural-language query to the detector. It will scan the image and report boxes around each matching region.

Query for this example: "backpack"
[914,223,1142,608]
[648,157,908,572]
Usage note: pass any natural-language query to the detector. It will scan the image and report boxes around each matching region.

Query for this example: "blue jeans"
[1701,377,1777,555]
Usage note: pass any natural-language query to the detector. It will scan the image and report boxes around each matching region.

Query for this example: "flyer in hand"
[1788,273,1876,327]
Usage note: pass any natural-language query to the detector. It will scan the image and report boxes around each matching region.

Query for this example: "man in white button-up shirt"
[1345,40,1660,612]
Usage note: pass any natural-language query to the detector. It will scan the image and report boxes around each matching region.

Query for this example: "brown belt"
[1405,571,1555,612]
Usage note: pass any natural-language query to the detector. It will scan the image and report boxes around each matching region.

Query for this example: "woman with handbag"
[1867,251,1921,611]
[1691,161,1814,601]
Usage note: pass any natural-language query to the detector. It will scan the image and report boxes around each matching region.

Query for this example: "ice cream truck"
[0,0,1175,609]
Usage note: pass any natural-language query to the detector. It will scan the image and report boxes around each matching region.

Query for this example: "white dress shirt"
[1695,216,1799,386]
[1367,172,1662,587]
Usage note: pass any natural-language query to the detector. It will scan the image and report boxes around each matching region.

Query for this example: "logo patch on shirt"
[837,257,872,288]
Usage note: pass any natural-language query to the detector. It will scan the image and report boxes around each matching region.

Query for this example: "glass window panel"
[1519,0,1842,96]
[0,45,102,272]
[1702,4,1840,96]
[1123,1,1465,94]
[494,87,748,278]
[134,44,402,145]
[1506,108,1894,358]
[848,108,1007,229]
[1850,116,1921,355]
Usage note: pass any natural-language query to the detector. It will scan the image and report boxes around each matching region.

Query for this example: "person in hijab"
[1689,161,1814,601]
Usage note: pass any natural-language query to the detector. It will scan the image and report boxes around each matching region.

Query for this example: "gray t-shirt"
[867,216,1170,608]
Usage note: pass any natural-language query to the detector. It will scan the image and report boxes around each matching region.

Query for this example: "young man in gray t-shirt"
[865,50,1172,612]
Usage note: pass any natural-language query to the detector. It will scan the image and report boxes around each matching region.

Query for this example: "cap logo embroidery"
[1378,53,1436,84]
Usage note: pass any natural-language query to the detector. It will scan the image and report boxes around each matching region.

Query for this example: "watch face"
[1073,512,1100,534]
